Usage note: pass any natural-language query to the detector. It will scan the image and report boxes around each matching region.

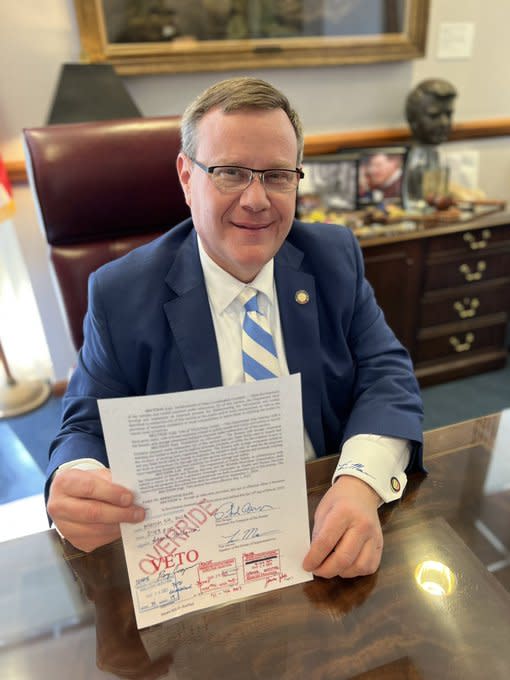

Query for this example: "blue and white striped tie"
[239,287,279,381]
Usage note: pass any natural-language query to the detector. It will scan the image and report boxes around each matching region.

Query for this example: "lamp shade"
[47,63,142,125]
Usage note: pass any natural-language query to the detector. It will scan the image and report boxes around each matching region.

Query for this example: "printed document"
[98,374,312,629]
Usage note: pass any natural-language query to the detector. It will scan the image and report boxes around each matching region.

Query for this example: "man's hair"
[180,77,304,164]
[405,78,457,124]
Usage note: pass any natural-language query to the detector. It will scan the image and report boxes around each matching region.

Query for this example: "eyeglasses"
[190,158,304,194]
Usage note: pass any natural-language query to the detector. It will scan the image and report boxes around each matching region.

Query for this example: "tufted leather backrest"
[23,116,189,350]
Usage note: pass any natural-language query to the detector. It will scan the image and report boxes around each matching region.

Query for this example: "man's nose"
[239,174,271,210]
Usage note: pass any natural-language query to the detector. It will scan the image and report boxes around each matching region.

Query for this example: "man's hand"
[47,468,145,552]
[302,475,383,579]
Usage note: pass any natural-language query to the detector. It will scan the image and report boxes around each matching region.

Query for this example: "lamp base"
[0,379,52,419]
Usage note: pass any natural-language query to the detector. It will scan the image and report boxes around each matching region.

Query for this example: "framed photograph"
[73,0,429,75]
[357,146,408,207]
[297,154,358,222]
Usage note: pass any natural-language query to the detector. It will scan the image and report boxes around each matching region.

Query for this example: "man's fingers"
[311,534,383,579]
[49,493,144,525]
[302,536,332,573]
[52,468,134,506]
[342,538,383,578]
[302,516,348,572]
[332,528,366,570]
[303,475,384,578]
[47,468,145,533]
[304,527,365,578]
[47,468,145,552]
[54,519,123,553]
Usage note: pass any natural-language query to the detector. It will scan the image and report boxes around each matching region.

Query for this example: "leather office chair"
[23,116,190,351]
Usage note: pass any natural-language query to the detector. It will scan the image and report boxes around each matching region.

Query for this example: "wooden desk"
[2,412,510,679]
[359,211,510,386]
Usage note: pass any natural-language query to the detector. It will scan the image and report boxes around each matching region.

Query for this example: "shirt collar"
[197,233,275,315]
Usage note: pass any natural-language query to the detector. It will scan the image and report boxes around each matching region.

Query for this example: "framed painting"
[73,0,430,75]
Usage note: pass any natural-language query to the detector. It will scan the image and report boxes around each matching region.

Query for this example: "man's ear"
[176,152,192,207]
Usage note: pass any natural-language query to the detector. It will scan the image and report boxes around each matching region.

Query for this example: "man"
[359,152,403,203]
[405,78,457,146]
[47,77,424,579]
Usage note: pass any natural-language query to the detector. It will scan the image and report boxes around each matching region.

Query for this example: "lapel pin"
[295,290,309,305]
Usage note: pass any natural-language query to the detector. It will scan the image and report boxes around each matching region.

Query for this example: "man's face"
[177,107,299,283]
[414,94,454,145]
[366,154,398,186]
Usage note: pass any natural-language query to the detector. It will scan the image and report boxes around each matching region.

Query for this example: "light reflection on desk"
[415,560,457,597]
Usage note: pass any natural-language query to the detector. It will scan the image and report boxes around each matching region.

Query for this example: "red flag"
[0,155,15,222]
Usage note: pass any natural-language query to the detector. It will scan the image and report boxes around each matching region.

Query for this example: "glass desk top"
[2,411,510,679]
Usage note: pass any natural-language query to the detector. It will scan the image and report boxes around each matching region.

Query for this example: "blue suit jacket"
[47,219,424,492]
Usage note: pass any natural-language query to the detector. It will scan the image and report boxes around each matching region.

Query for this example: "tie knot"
[239,287,259,313]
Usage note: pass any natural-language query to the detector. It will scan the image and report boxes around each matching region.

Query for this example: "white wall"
[1,0,81,381]
[1,0,509,380]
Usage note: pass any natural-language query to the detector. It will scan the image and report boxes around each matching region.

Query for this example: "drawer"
[415,350,508,386]
[415,318,507,364]
[424,252,510,291]
[420,281,510,328]
[427,224,510,256]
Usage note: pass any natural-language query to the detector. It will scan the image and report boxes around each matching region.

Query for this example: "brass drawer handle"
[463,229,491,250]
[453,297,480,319]
[449,332,475,352]
[459,261,486,281]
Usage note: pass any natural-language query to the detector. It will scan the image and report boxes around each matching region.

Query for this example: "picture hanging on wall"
[72,0,430,75]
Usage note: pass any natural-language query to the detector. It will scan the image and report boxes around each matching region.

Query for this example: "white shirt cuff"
[56,458,106,474]
[332,434,411,505]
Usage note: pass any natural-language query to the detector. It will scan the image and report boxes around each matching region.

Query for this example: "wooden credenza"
[360,211,510,386]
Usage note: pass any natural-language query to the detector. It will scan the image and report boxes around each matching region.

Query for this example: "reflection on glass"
[402,144,439,212]
[414,560,456,597]
[483,409,510,495]
[298,156,358,219]
[422,165,453,210]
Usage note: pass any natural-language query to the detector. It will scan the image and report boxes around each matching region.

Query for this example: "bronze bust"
[402,79,458,211]
[405,79,457,146]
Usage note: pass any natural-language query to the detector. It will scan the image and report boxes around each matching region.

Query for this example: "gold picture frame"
[73,1,430,76]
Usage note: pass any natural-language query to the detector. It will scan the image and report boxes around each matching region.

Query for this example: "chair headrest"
[23,116,190,245]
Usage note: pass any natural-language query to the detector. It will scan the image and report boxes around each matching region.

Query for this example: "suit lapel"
[163,231,222,390]
[275,242,325,458]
